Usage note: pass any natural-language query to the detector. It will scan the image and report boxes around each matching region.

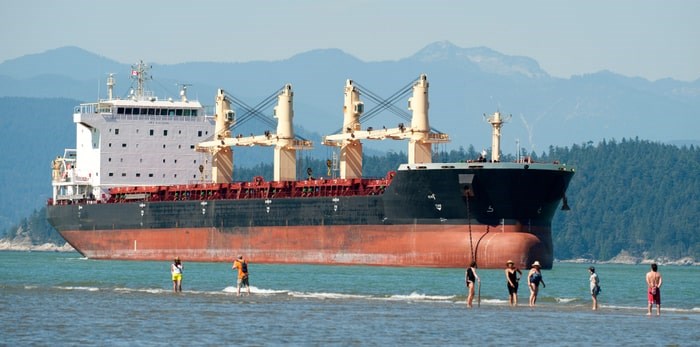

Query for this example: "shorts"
[507,283,518,294]
[172,273,182,281]
[237,275,249,287]
[590,285,600,296]
[648,287,660,304]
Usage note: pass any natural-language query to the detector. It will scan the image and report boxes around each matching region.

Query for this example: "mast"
[212,89,234,183]
[129,60,151,100]
[107,73,115,100]
[485,111,510,162]
[273,84,298,181]
[339,80,364,179]
[407,74,431,164]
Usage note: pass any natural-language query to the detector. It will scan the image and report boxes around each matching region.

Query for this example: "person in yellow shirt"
[232,255,250,296]
[170,257,183,292]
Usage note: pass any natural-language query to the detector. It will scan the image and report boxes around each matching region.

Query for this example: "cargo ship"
[47,62,574,269]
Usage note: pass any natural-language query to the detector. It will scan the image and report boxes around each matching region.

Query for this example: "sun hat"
[532,261,541,267]
[506,260,514,264]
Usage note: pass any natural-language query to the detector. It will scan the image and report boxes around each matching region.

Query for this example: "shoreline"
[0,239,696,266]
[557,257,699,266]
[0,240,75,253]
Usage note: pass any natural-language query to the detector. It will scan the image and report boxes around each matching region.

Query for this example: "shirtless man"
[646,263,663,316]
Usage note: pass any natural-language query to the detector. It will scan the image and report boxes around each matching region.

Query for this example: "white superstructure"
[51,61,215,204]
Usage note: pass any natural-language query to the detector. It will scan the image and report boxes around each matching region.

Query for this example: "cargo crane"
[195,85,312,182]
[323,74,449,179]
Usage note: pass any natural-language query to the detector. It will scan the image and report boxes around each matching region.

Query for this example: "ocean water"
[1,251,698,346]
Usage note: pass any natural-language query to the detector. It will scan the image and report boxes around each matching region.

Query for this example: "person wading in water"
[505,260,522,306]
[465,261,480,308]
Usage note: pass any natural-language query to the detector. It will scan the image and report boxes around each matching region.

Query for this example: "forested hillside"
[544,138,699,260]
[3,139,698,261]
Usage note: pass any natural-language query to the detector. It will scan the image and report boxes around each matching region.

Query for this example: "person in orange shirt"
[232,255,250,296]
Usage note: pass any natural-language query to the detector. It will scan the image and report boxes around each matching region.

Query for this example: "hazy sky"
[2,0,698,81]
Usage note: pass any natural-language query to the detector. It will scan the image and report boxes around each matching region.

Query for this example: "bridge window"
[148,108,155,115]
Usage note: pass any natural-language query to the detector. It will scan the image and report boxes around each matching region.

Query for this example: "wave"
[34,285,700,314]
[114,287,169,294]
[221,286,286,295]
[386,292,456,302]
[54,285,99,292]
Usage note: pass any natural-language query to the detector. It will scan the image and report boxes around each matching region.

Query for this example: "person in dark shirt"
[465,261,480,308]
[505,260,522,306]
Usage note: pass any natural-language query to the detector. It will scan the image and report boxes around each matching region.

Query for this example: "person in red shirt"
[232,255,250,296]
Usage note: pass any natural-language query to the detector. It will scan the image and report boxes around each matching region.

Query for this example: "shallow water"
[1,251,698,345]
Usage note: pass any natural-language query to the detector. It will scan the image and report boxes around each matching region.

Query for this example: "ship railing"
[103,176,395,203]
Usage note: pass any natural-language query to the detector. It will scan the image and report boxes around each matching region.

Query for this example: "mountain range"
[2,42,699,152]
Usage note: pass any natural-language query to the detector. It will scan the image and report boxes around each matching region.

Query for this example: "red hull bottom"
[60,224,553,269]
